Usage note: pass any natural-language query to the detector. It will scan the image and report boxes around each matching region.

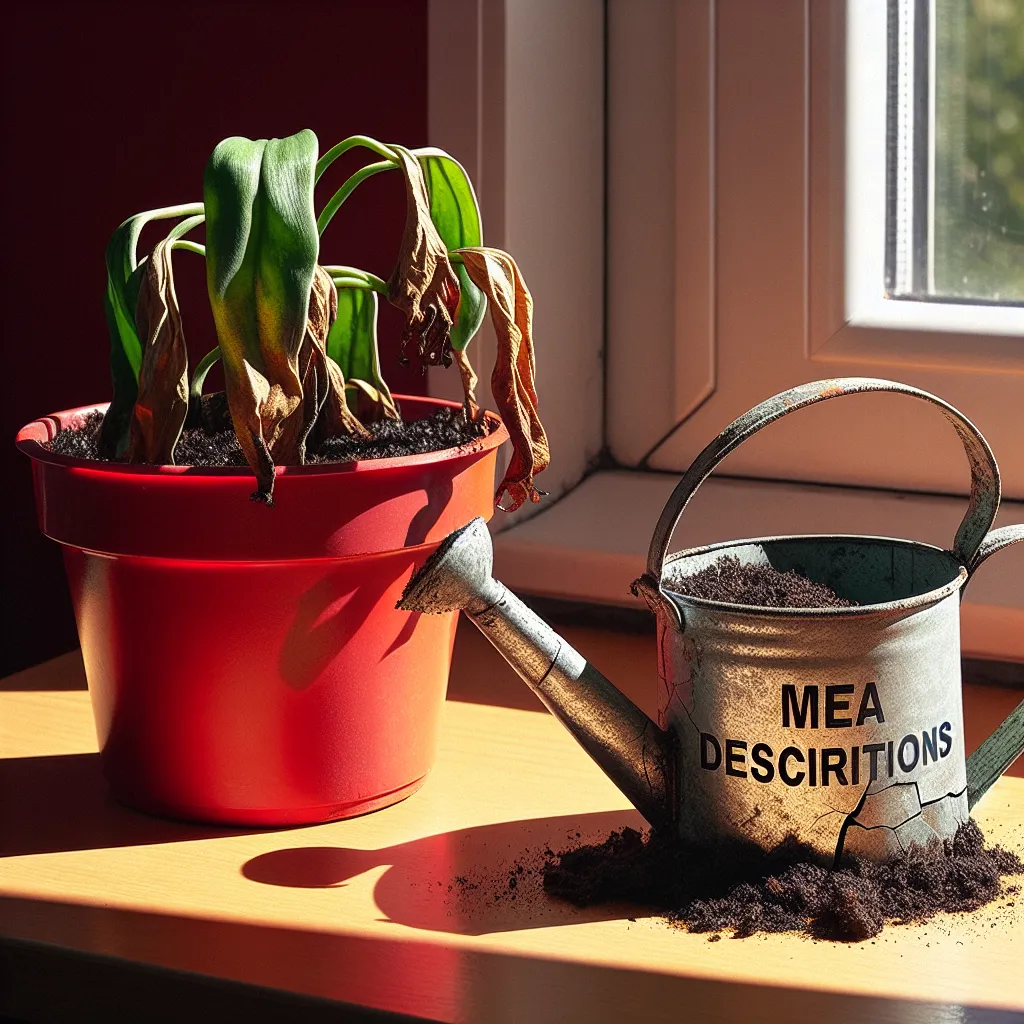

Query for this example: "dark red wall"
[2,0,429,675]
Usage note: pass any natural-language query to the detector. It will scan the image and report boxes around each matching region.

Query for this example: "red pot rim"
[18,394,510,561]
[16,394,508,478]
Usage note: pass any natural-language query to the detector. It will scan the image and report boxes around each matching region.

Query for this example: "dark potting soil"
[665,554,855,609]
[541,820,1023,941]
[43,396,491,467]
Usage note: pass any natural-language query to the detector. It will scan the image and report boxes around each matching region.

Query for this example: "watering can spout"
[399,518,673,832]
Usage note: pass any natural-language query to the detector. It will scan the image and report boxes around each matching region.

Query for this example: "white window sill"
[493,471,1024,662]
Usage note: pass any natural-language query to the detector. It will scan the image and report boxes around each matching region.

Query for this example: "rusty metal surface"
[398,518,672,831]
[658,546,968,860]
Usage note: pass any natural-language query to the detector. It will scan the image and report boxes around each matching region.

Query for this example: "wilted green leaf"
[204,129,320,502]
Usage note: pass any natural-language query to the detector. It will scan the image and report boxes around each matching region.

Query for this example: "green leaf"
[205,131,319,363]
[415,148,486,351]
[204,130,320,499]
[189,346,221,405]
[327,286,396,414]
[204,135,267,357]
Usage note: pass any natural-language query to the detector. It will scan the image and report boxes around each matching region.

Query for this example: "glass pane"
[933,0,1024,303]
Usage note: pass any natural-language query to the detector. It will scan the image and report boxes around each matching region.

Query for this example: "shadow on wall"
[1,0,430,676]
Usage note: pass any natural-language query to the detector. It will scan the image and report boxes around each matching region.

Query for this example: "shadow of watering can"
[399,379,1024,864]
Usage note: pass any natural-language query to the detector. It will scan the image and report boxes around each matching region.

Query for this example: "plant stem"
[315,135,397,182]
[123,203,205,270]
[172,240,206,256]
[324,266,388,294]
[317,160,394,235]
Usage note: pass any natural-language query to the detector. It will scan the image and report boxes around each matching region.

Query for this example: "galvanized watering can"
[400,379,1024,862]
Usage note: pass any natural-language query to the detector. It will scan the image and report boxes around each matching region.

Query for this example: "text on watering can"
[698,683,954,787]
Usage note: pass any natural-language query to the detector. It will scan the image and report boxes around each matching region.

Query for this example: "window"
[889,0,1024,305]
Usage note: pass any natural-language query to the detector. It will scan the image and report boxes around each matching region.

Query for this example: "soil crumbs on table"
[45,397,490,467]
[665,554,855,609]
[540,820,1022,942]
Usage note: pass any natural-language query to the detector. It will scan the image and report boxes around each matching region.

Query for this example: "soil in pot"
[664,554,855,609]
[45,393,492,467]
[540,819,1022,941]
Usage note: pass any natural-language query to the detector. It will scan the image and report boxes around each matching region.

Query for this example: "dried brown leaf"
[387,145,461,370]
[454,247,549,510]
[453,348,480,421]
[306,265,369,443]
[128,239,189,464]
[223,266,371,503]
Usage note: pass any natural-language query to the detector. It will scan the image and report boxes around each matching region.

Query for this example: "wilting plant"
[98,130,549,509]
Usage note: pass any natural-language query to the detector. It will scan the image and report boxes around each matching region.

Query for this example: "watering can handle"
[963,522,1024,810]
[646,377,1002,580]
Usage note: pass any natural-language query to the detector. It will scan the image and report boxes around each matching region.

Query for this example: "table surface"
[2,622,1023,1024]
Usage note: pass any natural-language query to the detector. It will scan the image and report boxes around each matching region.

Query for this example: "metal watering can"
[400,379,1024,862]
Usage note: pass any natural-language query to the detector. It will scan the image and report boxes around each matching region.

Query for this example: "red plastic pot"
[17,396,507,825]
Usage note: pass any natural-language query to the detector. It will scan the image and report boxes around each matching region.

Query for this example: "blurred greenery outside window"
[889,0,1024,304]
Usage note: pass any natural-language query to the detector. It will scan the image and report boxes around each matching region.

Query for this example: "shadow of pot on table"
[242,808,651,936]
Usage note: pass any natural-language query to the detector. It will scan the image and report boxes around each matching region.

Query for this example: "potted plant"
[16,130,549,826]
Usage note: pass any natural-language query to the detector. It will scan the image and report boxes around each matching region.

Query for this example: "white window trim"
[845,0,1024,337]
[428,0,1024,662]
[605,0,1024,497]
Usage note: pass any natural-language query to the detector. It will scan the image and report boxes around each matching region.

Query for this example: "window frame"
[605,0,1024,500]
[846,0,1024,335]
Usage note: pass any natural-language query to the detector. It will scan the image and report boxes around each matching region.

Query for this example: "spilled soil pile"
[44,397,490,467]
[665,554,854,609]
[542,820,1022,941]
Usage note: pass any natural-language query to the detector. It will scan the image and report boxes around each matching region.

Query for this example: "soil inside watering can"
[665,555,855,609]
[45,400,491,467]
[541,820,1022,941]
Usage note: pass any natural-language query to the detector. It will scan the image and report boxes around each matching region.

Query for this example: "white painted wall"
[428,0,606,523]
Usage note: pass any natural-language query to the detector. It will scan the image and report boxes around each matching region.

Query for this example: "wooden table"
[2,623,1023,1023]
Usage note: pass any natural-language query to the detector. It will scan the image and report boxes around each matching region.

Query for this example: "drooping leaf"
[327,285,399,421]
[387,145,461,370]
[305,265,368,443]
[97,203,203,457]
[204,130,320,503]
[414,148,486,351]
[126,239,189,464]
[454,247,549,511]
[453,348,479,420]
[344,377,400,423]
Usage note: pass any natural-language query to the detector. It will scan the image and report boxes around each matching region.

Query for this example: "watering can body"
[400,379,1024,863]
[656,536,969,860]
